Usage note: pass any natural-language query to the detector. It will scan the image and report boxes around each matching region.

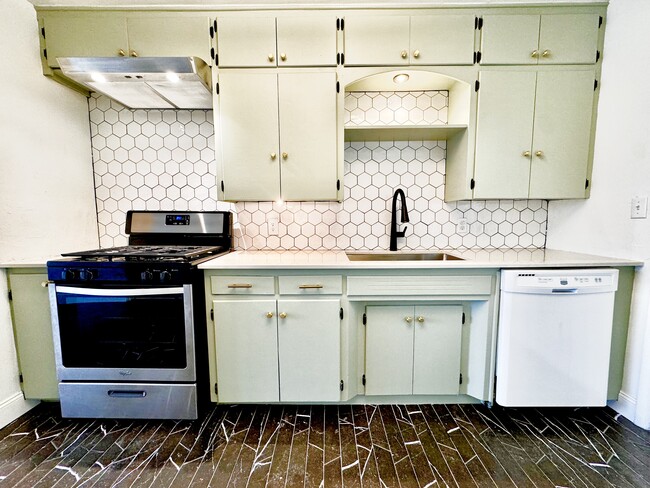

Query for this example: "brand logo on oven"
[119,371,133,376]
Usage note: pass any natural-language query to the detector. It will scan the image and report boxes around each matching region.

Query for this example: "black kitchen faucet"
[389,188,410,251]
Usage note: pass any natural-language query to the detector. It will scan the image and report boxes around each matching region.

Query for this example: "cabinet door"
[213,299,279,402]
[217,17,277,67]
[276,16,337,67]
[8,272,58,400]
[277,299,340,401]
[473,70,537,199]
[42,14,128,67]
[278,72,338,201]
[127,16,212,63]
[410,15,476,65]
[413,305,463,395]
[365,306,413,395]
[529,70,595,199]
[218,71,281,201]
[538,14,600,65]
[480,15,541,65]
[343,15,410,66]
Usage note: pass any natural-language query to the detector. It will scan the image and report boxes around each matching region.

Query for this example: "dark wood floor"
[0,402,649,488]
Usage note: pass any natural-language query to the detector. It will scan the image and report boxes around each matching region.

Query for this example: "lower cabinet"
[365,304,463,396]
[210,274,342,403]
[7,269,59,400]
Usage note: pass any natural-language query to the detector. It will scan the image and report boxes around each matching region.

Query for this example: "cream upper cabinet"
[344,14,476,66]
[473,69,596,199]
[480,14,601,65]
[42,13,212,67]
[217,15,337,67]
[217,70,338,202]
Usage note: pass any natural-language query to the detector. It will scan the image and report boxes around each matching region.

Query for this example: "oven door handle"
[55,286,184,296]
[107,390,147,398]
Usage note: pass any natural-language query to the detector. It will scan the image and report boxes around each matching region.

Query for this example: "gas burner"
[62,244,225,262]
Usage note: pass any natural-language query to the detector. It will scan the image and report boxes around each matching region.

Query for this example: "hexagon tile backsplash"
[90,93,547,250]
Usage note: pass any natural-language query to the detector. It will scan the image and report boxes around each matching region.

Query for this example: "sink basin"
[346,251,464,261]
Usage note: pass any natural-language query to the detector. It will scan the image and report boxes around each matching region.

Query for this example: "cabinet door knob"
[270,152,277,160]
[118,49,126,56]
[416,316,425,323]
[400,50,408,59]
[266,312,274,318]
[522,150,531,158]
[531,50,539,58]
[279,312,287,319]
[535,150,544,157]
[280,53,287,61]
[405,316,413,323]
[413,49,420,58]
[282,152,288,160]
[268,53,275,62]
[541,49,550,58]
[41,280,53,288]
[130,50,138,57]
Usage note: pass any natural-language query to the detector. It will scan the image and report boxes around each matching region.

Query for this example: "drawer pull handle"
[228,283,253,288]
[108,390,146,398]
[298,284,323,289]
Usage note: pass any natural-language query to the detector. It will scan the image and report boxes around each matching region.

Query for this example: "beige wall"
[547,0,650,429]
[0,0,98,427]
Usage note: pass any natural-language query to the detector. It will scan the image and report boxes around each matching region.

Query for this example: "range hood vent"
[58,57,213,110]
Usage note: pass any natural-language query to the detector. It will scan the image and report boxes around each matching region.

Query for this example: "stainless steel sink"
[345,251,464,261]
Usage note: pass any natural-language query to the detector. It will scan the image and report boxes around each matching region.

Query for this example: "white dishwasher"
[496,269,618,407]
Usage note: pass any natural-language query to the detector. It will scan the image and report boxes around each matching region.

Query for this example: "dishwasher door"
[496,269,618,407]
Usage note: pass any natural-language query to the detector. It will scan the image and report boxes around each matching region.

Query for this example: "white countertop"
[198,248,643,270]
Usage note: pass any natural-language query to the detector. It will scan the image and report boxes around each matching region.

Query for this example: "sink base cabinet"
[365,305,463,396]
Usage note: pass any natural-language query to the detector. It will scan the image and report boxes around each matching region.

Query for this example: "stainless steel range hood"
[58,57,213,109]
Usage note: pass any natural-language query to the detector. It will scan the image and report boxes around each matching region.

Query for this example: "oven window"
[55,291,188,369]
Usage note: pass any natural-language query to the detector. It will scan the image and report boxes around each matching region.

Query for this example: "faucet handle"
[396,225,407,238]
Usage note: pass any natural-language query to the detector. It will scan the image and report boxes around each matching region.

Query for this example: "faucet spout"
[389,188,410,251]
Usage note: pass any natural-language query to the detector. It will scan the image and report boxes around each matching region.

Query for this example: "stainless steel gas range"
[46,210,232,420]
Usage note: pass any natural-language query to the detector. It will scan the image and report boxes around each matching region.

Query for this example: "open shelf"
[344,124,467,142]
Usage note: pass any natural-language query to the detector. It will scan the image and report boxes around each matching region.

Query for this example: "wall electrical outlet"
[631,196,648,219]
[268,218,279,235]
[457,218,470,235]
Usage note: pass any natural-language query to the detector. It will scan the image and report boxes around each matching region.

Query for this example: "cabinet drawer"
[278,275,342,295]
[210,276,275,295]
[347,275,492,296]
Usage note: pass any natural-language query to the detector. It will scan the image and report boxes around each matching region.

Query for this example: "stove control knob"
[159,270,172,283]
[79,269,95,282]
[62,269,76,281]
[140,270,154,282]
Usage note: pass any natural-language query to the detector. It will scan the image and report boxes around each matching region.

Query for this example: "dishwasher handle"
[551,288,578,294]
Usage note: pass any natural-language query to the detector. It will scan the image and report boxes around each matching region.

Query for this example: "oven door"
[49,284,195,382]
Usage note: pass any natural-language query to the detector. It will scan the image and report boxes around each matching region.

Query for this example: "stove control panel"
[48,262,192,285]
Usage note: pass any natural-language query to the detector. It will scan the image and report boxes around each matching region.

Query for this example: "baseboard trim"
[0,392,39,430]
[608,390,637,423]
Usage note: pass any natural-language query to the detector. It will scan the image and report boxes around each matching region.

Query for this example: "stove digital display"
[166,214,190,226]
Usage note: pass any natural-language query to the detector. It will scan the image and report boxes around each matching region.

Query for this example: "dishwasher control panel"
[502,269,618,294]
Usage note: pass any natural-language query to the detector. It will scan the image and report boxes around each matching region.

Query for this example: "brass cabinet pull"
[118,49,126,56]
[413,49,420,58]
[416,316,425,323]
[41,280,53,288]
[280,53,287,61]
[298,284,323,289]
[279,312,287,319]
[531,50,539,58]
[130,50,138,57]
[266,312,274,318]
[270,153,277,160]
[227,283,253,288]
[535,150,544,157]
[541,49,550,57]
[268,53,275,62]
[400,50,408,59]
[522,150,531,158]
[282,152,288,160]
[405,316,413,323]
